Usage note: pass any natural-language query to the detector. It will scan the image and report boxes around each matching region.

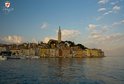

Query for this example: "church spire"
[58,26,61,43]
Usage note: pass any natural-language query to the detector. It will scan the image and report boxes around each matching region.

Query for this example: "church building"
[58,26,61,43]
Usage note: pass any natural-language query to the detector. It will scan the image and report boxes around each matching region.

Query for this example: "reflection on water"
[0,56,124,84]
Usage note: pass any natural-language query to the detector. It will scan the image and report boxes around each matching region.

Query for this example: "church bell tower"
[58,26,61,43]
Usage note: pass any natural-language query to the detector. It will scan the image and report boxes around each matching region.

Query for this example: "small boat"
[0,55,7,60]
[31,56,40,59]
[7,55,21,59]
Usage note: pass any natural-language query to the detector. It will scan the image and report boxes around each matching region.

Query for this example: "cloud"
[97,2,121,20]
[0,35,23,44]
[43,37,56,43]
[105,33,123,42]
[98,8,106,12]
[98,0,109,4]
[103,10,113,15]
[95,19,124,29]
[43,29,81,43]
[103,5,120,15]
[92,33,123,42]
[88,24,109,35]
[85,23,124,51]
[88,23,110,32]
[101,26,109,33]
[112,5,120,12]
[43,37,51,43]
[41,22,48,29]
[88,24,97,30]
[97,6,120,20]
[110,1,119,5]
[32,38,37,43]
[95,0,124,56]
[61,29,81,40]
[90,32,101,39]
[112,19,124,27]
[84,31,124,56]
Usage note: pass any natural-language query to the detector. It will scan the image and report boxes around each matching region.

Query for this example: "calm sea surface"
[0,56,124,84]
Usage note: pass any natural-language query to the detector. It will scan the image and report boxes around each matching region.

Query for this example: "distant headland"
[0,27,104,58]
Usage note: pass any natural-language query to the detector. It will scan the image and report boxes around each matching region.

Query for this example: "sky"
[0,0,124,56]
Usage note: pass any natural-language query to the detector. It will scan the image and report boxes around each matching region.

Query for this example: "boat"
[31,56,40,59]
[0,51,11,60]
[0,55,7,60]
[7,55,21,59]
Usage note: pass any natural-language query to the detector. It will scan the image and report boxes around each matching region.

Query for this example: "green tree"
[76,44,88,49]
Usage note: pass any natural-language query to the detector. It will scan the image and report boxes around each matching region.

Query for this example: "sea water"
[0,56,124,84]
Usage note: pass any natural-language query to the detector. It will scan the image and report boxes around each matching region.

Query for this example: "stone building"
[10,49,21,56]
[0,46,6,52]
[58,26,61,43]
[85,49,104,57]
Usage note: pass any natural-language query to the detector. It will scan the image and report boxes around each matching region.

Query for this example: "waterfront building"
[10,49,21,56]
[85,49,104,57]
[0,46,6,52]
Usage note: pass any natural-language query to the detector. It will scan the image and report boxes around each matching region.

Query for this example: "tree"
[47,39,58,48]
[65,41,75,47]
[76,44,88,50]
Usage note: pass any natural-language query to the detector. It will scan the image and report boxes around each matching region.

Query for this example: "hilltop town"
[0,27,104,58]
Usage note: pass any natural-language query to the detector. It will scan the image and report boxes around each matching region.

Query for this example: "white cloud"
[90,32,101,39]
[84,31,124,56]
[110,1,119,5]
[102,5,120,16]
[113,5,120,12]
[97,3,121,20]
[112,19,124,27]
[96,33,123,42]
[88,24,97,30]
[98,8,106,12]
[95,19,124,29]
[88,24,109,35]
[101,26,109,33]
[61,29,80,40]
[103,10,113,15]
[43,29,81,43]
[88,24,109,33]
[43,37,51,43]
[98,0,109,4]
[88,20,124,43]
[41,22,48,29]
[85,23,124,52]
[32,38,37,43]
[0,35,23,44]
[95,0,123,56]
[43,36,56,43]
